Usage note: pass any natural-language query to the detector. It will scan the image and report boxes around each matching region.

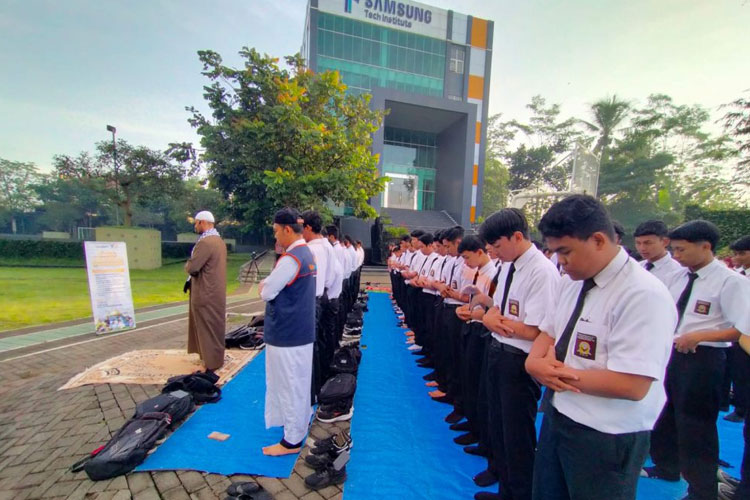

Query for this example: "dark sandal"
[226,482,261,496]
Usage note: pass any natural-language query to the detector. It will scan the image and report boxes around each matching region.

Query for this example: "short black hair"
[612,220,625,241]
[419,233,434,246]
[356,240,362,245]
[479,208,529,243]
[410,229,426,238]
[668,220,720,252]
[301,210,322,234]
[458,234,485,253]
[442,226,465,243]
[634,220,669,238]
[273,207,303,233]
[538,194,616,241]
[400,234,411,242]
[344,235,354,245]
[434,229,444,242]
[325,224,339,239]
[730,235,750,252]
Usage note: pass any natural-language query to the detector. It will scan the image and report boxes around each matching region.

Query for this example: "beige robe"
[185,235,227,370]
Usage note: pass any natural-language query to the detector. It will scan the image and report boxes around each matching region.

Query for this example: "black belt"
[443,303,460,309]
[492,337,527,356]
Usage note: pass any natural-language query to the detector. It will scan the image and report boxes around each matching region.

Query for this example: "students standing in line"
[645,220,750,500]
[525,195,676,500]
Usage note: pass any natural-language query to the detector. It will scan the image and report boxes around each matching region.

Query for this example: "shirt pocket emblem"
[508,299,520,317]
[574,333,597,360]
[694,300,711,315]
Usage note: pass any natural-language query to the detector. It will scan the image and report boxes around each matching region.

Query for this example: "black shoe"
[423,372,437,381]
[304,465,347,489]
[433,395,454,405]
[416,357,430,363]
[417,362,434,369]
[311,431,353,455]
[464,445,489,457]
[724,411,745,423]
[474,493,502,500]
[473,469,498,487]
[450,421,472,432]
[305,452,335,470]
[444,410,463,423]
[454,432,479,445]
[640,465,680,482]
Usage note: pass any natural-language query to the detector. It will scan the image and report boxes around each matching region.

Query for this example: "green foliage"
[181,47,387,235]
[580,95,630,158]
[383,225,409,240]
[481,153,510,217]
[720,91,750,184]
[0,239,84,259]
[684,205,750,249]
[0,158,43,233]
[161,241,233,259]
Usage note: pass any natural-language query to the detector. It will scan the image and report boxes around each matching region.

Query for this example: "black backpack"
[319,373,357,404]
[346,312,363,327]
[225,325,263,349]
[83,412,171,481]
[162,372,221,404]
[133,391,194,427]
[330,347,360,375]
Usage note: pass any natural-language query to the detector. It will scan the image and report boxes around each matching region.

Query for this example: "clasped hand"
[526,346,581,393]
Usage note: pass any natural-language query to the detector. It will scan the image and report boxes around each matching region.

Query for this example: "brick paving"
[0,283,376,500]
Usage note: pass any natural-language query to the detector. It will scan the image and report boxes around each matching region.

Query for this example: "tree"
[720,90,750,184]
[53,140,193,226]
[0,158,42,233]
[180,48,387,234]
[580,95,630,159]
[481,153,510,217]
[33,175,111,232]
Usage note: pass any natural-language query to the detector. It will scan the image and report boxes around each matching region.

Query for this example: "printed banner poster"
[84,241,136,335]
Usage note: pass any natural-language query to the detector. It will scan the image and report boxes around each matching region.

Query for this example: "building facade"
[303,0,493,229]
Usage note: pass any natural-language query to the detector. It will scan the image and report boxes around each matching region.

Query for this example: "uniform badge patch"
[430,269,435,277]
[694,300,711,315]
[451,280,458,289]
[508,299,519,317]
[574,333,596,360]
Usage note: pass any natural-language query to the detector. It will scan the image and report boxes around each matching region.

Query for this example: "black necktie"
[645,262,655,271]
[540,278,596,410]
[499,263,516,315]
[741,269,747,276]
[676,272,699,324]
[488,263,504,298]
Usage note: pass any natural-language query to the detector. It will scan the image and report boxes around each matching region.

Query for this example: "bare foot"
[426,381,439,387]
[404,330,414,336]
[429,390,446,398]
[262,443,300,456]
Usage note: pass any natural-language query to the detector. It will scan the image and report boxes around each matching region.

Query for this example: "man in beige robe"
[185,210,227,372]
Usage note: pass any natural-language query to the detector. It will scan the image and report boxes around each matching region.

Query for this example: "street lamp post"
[106,125,120,225]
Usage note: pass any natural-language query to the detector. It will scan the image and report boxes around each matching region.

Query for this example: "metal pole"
[107,125,120,225]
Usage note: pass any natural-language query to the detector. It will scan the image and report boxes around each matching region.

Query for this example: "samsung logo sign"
[346,0,433,28]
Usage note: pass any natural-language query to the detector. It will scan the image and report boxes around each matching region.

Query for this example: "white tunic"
[264,343,313,444]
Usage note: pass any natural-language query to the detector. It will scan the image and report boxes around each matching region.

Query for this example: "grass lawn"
[0,253,265,332]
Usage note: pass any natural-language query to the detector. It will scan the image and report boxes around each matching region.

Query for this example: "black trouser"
[737,417,750,499]
[650,346,727,500]
[405,284,420,331]
[477,334,493,456]
[419,292,438,354]
[487,339,541,500]
[437,303,459,388]
[532,406,649,500]
[311,297,324,401]
[321,295,339,381]
[415,291,434,348]
[461,322,489,434]
[729,342,750,414]
[444,305,466,410]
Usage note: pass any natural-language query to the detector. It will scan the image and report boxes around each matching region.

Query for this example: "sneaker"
[317,403,354,423]
[304,465,347,489]
[640,465,680,482]
[407,344,422,351]
[718,482,737,500]
[311,431,353,455]
[342,331,362,340]
[718,469,740,488]
[305,452,336,470]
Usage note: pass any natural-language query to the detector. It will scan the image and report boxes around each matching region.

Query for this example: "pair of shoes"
[474,468,498,487]
[311,430,353,455]
[718,482,737,500]
[723,411,745,423]
[433,395,454,404]
[226,481,271,499]
[464,445,489,457]
[454,432,478,445]
[474,492,502,500]
[304,464,347,489]
[450,421,471,432]
[444,410,463,424]
[640,465,680,482]
[317,401,354,423]
[718,469,740,488]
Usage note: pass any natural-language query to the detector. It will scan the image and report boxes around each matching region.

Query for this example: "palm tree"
[581,95,631,160]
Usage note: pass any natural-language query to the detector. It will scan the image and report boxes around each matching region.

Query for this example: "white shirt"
[309,237,342,299]
[442,256,465,305]
[406,250,428,285]
[468,259,497,323]
[306,238,328,298]
[423,254,447,296]
[355,246,365,267]
[332,241,350,278]
[417,252,440,295]
[261,239,308,302]
[669,258,750,347]
[539,248,676,434]
[641,252,682,286]
[491,244,560,352]
[346,245,358,274]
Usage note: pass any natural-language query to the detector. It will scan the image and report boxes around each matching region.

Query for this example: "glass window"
[449,46,465,74]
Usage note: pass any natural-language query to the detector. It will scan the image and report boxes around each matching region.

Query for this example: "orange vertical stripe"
[475,122,481,143]
[468,75,484,100]
[470,206,476,223]
[471,18,488,49]
[472,164,479,185]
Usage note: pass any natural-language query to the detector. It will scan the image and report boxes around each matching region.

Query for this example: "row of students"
[388,195,750,500]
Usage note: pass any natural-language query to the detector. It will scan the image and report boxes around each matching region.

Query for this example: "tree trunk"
[11,216,16,234]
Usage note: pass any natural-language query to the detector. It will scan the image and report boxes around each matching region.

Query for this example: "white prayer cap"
[194,211,215,223]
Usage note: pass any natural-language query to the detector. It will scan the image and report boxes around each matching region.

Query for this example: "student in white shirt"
[411,232,441,353]
[400,230,427,332]
[645,220,750,500]
[633,219,683,285]
[731,236,750,277]
[525,195,676,500]
[471,209,560,500]
[325,225,350,340]
[416,229,448,363]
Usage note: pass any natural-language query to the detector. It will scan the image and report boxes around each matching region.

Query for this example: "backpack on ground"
[319,373,357,405]
[83,412,171,481]
[162,372,221,404]
[225,325,264,349]
[133,391,194,427]
[330,347,360,375]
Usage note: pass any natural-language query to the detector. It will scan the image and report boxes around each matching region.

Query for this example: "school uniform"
[737,331,750,500]
[640,252,682,286]
[419,254,446,357]
[309,237,342,384]
[484,245,560,500]
[533,248,676,500]
[437,256,465,393]
[307,237,330,398]
[445,261,474,411]
[404,251,427,331]
[414,251,439,349]
[650,259,750,500]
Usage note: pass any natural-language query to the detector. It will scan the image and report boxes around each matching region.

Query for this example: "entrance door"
[383,173,418,210]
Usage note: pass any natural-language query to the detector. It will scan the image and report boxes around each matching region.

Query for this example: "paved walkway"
[0,272,388,499]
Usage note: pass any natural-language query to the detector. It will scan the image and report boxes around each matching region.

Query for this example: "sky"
[1,0,749,172]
